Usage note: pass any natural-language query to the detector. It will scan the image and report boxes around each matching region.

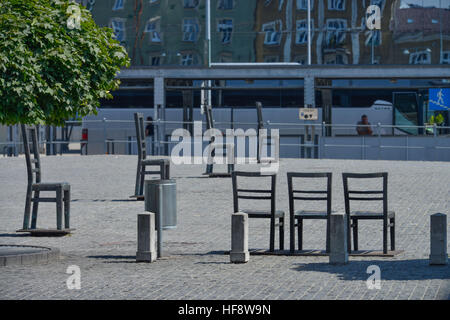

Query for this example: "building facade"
[78,0,450,66]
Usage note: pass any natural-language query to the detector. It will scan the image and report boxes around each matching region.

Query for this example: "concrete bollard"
[136,212,157,262]
[230,212,249,263]
[430,213,448,265]
[329,212,349,265]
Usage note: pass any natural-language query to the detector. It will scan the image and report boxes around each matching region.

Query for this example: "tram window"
[99,90,154,108]
[166,90,201,108]
[332,89,393,108]
[393,92,419,135]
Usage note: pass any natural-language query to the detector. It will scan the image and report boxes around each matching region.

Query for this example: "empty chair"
[21,125,70,231]
[287,172,333,253]
[342,172,395,254]
[232,171,284,252]
[133,113,170,198]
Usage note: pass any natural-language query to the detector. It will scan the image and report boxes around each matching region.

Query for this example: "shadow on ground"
[0,233,30,237]
[293,259,450,281]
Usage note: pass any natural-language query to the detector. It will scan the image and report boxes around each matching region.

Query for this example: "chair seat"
[32,182,70,191]
[294,210,332,219]
[241,209,285,218]
[350,211,395,219]
[142,159,169,165]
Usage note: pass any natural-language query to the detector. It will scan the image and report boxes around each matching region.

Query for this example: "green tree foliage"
[0,0,130,125]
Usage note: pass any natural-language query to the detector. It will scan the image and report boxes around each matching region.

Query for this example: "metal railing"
[2,120,449,161]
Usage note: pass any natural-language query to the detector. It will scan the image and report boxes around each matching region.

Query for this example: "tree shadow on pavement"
[293,259,450,281]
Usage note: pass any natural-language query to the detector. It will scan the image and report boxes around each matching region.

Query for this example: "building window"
[180,53,200,66]
[218,0,234,10]
[409,51,431,65]
[112,0,124,10]
[294,55,307,64]
[150,55,161,66]
[182,19,199,42]
[145,18,161,43]
[328,0,345,11]
[183,0,199,8]
[264,56,280,62]
[370,0,385,10]
[218,19,233,44]
[365,30,381,46]
[297,0,314,10]
[441,52,450,64]
[262,20,282,45]
[324,53,348,64]
[110,19,126,42]
[296,19,314,44]
[325,19,347,47]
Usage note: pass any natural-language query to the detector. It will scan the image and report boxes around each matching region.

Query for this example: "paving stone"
[0,155,448,299]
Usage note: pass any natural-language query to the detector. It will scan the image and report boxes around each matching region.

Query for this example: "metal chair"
[20,125,70,231]
[287,172,333,253]
[133,113,170,198]
[342,172,395,254]
[232,171,284,252]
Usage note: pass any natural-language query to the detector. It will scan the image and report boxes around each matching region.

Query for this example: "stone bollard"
[430,213,448,265]
[136,212,157,262]
[329,212,349,265]
[230,212,249,263]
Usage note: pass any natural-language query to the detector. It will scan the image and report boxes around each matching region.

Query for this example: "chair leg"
[383,218,388,254]
[56,188,63,230]
[352,219,358,252]
[64,189,70,229]
[31,190,39,229]
[347,215,352,253]
[390,217,395,251]
[165,163,170,179]
[290,214,295,253]
[23,185,32,230]
[326,217,330,253]
[279,217,284,251]
[269,217,275,252]
[139,164,145,196]
[134,160,141,196]
[297,218,303,251]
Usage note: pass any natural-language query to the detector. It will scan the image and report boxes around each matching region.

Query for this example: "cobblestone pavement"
[0,155,449,300]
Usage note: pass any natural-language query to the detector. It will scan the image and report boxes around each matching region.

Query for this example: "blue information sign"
[429,88,450,111]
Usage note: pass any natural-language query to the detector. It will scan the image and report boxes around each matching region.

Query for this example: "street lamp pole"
[307,0,311,65]
[206,0,211,68]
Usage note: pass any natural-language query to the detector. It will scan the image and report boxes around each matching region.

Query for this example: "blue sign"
[429,88,450,111]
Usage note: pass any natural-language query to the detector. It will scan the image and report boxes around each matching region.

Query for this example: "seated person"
[356,115,373,136]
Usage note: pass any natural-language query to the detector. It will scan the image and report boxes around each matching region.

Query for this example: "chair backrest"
[287,172,332,215]
[134,112,147,160]
[342,172,388,215]
[21,124,42,185]
[232,171,276,214]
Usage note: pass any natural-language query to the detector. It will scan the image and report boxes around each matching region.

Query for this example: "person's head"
[361,114,368,124]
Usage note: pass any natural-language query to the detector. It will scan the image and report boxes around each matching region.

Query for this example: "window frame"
[262,20,282,46]
[182,18,200,42]
[295,19,314,44]
[110,18,126,42]
[328,0,345,11]
[325,18,347,46]
[217,18,233,44]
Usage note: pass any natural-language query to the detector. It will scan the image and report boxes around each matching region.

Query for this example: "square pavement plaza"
[0,155,449,300]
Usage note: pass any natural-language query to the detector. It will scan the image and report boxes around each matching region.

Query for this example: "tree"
[0,0,130,126]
